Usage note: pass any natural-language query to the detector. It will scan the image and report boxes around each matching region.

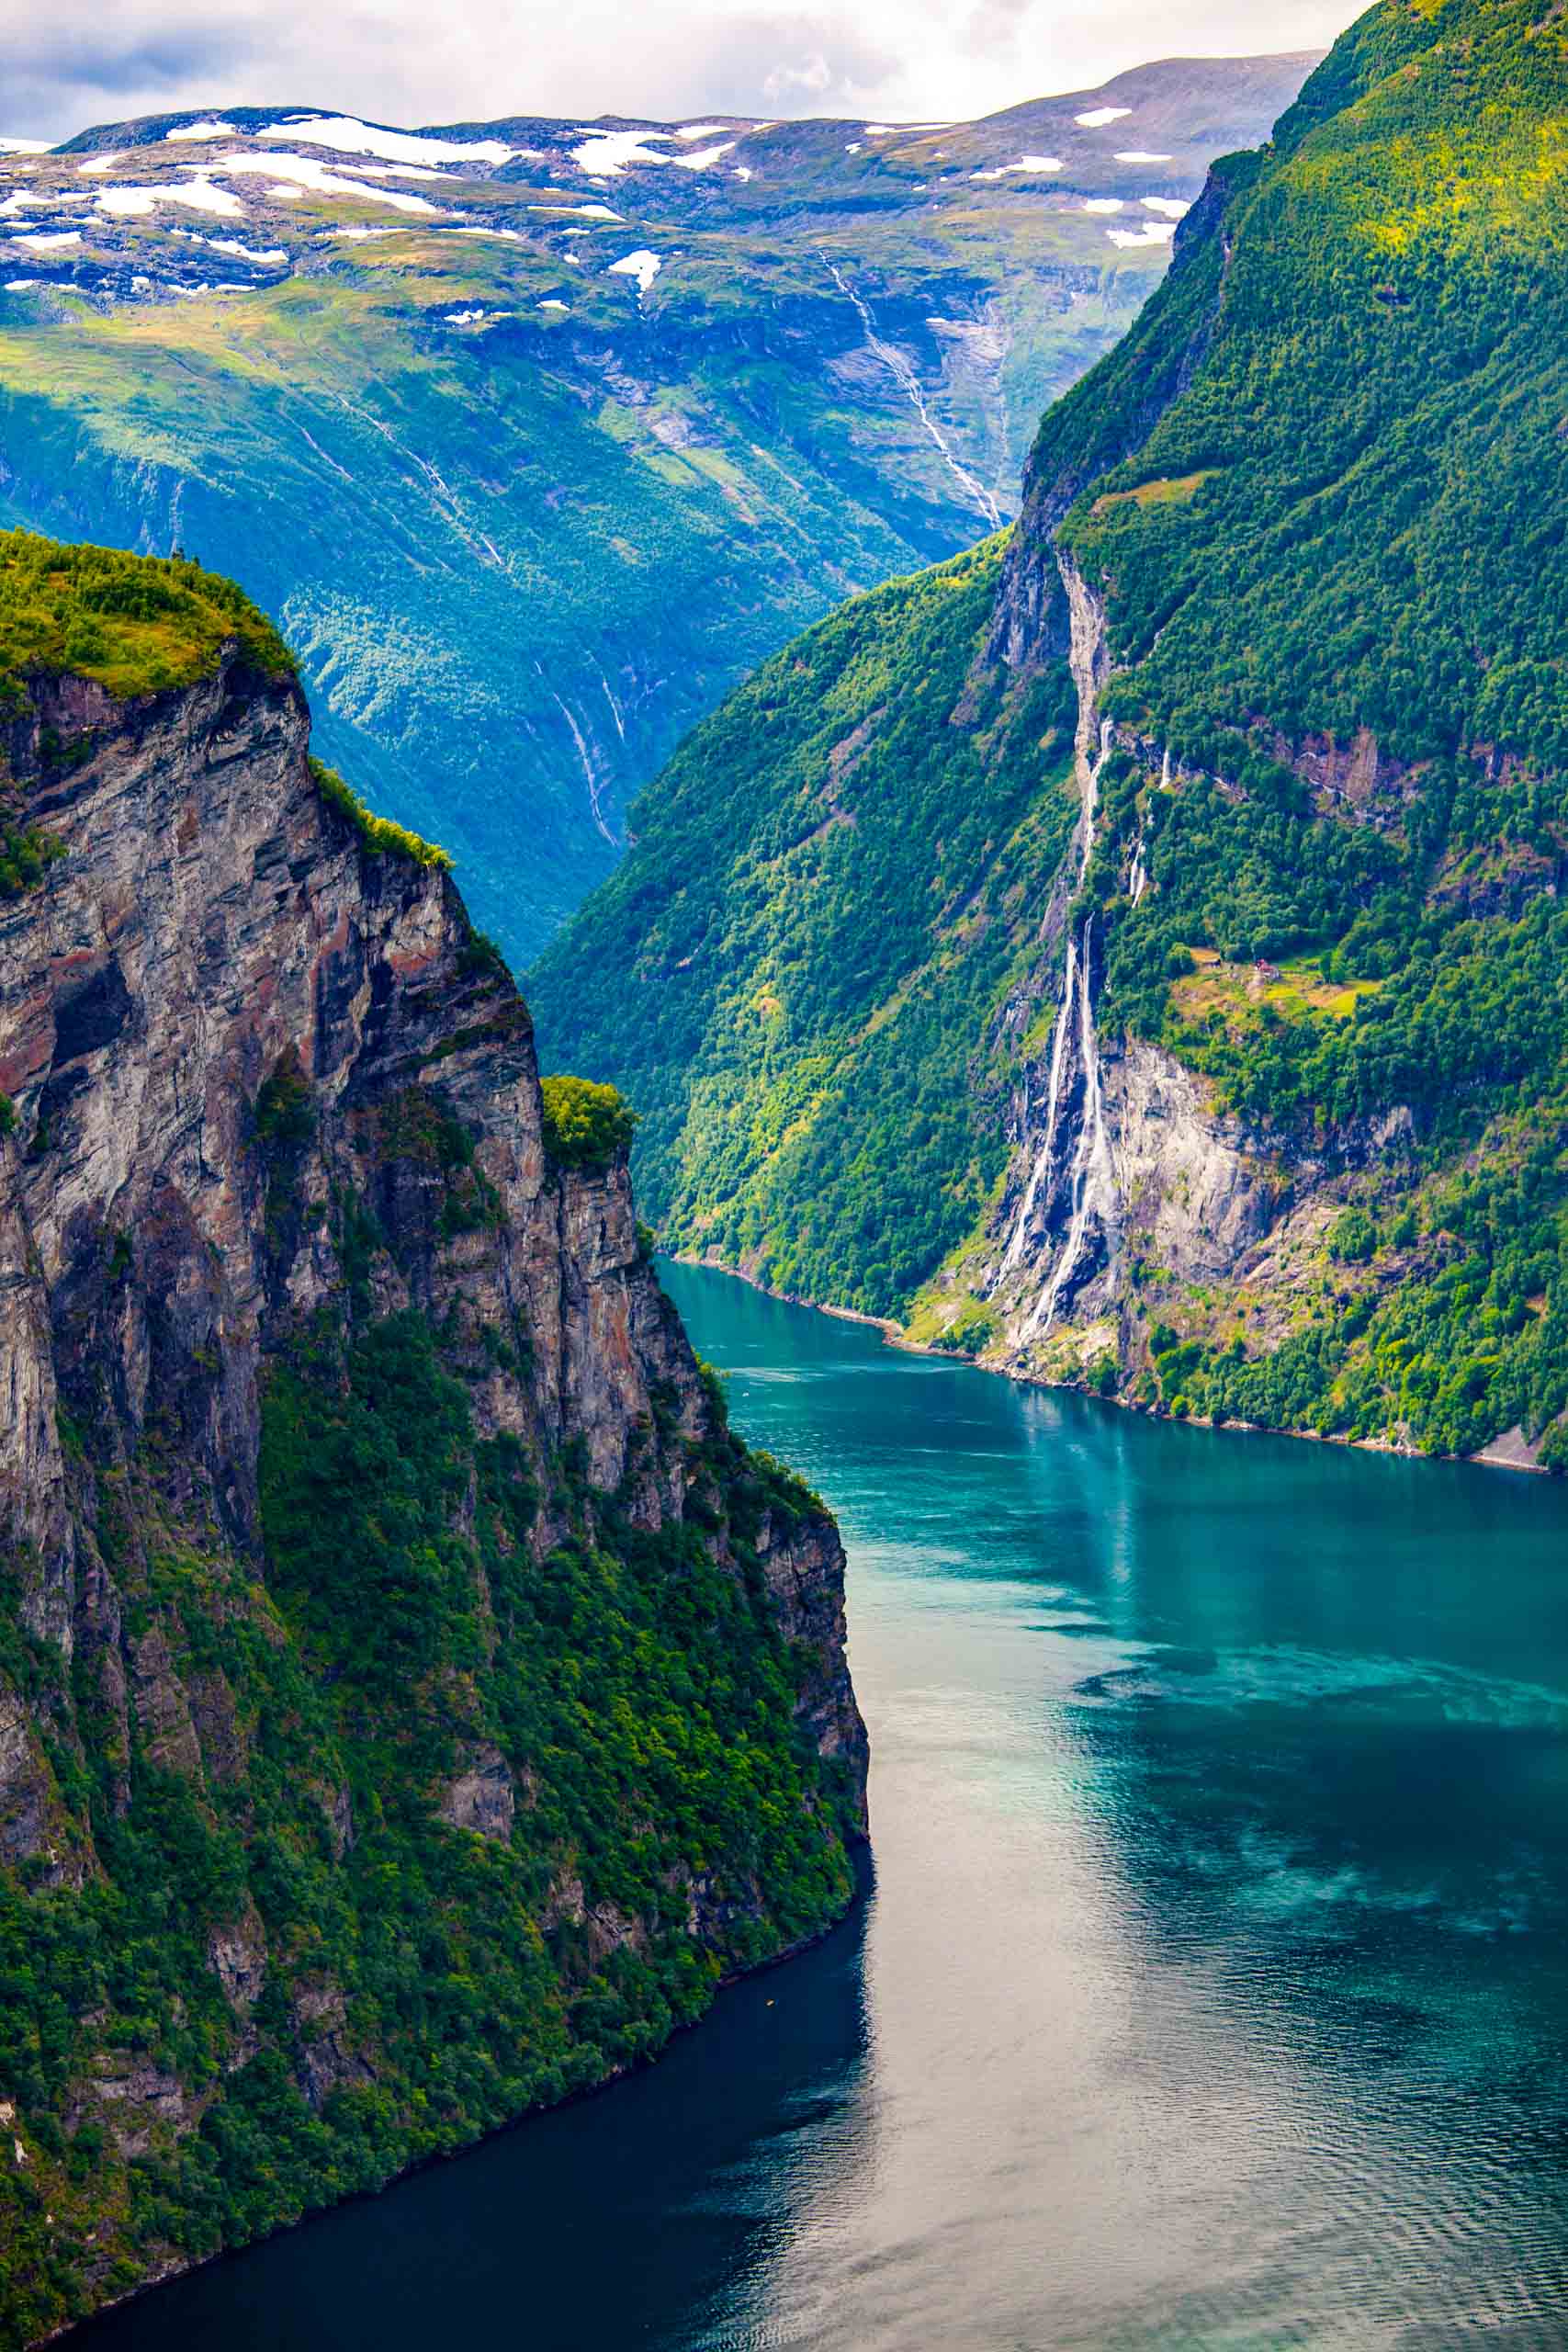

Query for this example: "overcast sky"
[1,0,1367,145]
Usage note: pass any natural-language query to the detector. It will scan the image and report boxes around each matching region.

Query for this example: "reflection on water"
[80,1265,1568,2351]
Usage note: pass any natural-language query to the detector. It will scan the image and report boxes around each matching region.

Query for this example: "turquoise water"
[82,1263,1568,2348]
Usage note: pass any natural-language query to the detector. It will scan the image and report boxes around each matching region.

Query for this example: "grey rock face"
[0,640,866,2325]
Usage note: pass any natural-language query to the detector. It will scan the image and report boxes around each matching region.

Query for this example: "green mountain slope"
[531,0,1568,1469]
[527,540,1077,1309]
[0,58,1314,959]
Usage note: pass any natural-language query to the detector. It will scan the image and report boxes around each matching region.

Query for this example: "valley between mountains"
[0,55,1312,959]
[1,0,1566,2341]
[533,0,1568,1476]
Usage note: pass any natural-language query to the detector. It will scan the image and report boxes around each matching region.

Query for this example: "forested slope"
[532,0,1568,1469]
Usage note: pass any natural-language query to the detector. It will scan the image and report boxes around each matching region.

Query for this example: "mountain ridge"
[531,0,1568,1471]
[0,52,1317,958]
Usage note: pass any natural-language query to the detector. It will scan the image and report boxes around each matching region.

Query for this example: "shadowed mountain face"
[0,53,1317,957]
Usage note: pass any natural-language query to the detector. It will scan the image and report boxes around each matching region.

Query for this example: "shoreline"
[668,1252,1552,1480]
[44,1855,873,2346]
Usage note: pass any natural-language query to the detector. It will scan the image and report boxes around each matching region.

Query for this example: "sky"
[1,0,1368,144]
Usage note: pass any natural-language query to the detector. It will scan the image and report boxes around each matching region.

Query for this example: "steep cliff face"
[536,0,1568,1469]
[0,545,865,2347]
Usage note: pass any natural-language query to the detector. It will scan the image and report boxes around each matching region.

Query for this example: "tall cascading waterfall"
[995,555,1123,1330]
[1000,931,1077,1273]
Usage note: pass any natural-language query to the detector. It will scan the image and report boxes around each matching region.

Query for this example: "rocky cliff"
[0,536,866,2348]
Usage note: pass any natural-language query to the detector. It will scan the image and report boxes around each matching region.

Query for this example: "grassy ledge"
[0,529,294,707]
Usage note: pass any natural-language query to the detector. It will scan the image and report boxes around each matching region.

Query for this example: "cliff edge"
[0,534,866,2346]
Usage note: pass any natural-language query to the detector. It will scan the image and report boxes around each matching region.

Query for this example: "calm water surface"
[82,1264,1568,2349]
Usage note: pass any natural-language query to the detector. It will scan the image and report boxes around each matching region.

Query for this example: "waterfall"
[1000,933,1077,1272]
[996,714,1113,1283]
[818,254,1002,529]
[995,555,1125,1331]
[1029,919,1115,1334]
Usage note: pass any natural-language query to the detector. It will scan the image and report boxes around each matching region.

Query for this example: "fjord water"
[83,1263,1568,2350]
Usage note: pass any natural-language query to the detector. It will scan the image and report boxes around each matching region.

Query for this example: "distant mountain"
[0,53,1316,956]
[530,0,1568,1471]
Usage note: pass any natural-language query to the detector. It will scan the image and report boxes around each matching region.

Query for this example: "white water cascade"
[997,714,1115,1281]
[819,253,1003,529]
[1028,914,1116,1335]
[1000,932,1077,1273]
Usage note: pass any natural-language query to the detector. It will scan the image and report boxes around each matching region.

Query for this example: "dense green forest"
[0,530,292,702]
[535,0,1568,1465]
[0,1295,857,2345]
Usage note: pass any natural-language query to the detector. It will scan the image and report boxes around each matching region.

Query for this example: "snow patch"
[539,298,570,311]
[3,278,39,290]
[444,307,488,323]
[165,119,237,141]
[1116,149,1172,163]
[570,127,674,177]
[1106,220,1177,247]
[529,202,623,220]
[0,138,50,156]
[606,247,661,297]
[208,236,288,264]
[1081,198,1125,213]
[671,142,735,171]
[446,224,523,241]
[1075,106,1133,127]
[973,155,1065,179]
[675,124,727,140]
[217,152,446,214]
[1141,195,1190,218]
[9,230,80,252]
[259,117,514,167]
[733,165,753,183]
[96,176,244,220]
[77,154,125,175]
